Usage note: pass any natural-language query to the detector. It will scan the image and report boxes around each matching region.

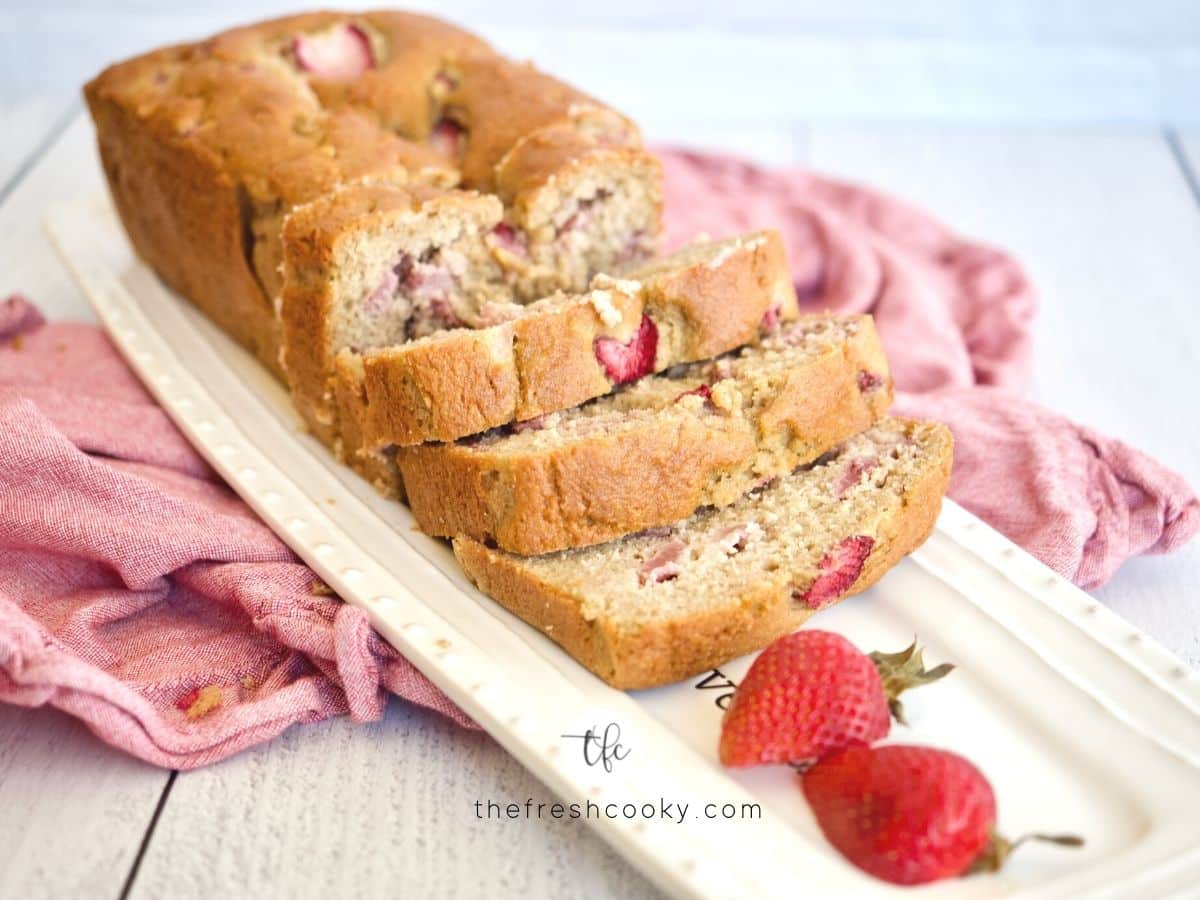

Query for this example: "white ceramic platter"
[46,195,1200,900]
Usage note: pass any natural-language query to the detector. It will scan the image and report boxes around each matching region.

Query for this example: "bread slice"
[335,230,799,448]
[454,419,953,689]
[399,315,891,554]
[329,352,404,498]
[487,128,663,299]
[279,181,508,443]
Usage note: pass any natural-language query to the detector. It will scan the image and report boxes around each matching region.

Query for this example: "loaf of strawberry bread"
[85,10,662,382]
[86,14,955,695]
[455,419,953,689]
[399,315,891,554]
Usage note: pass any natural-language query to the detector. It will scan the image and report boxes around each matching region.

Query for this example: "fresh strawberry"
[718,632,952,767]
[594,315,658,384]
[794,535,874,609]
[803,745,993,884]
[293,24,374,80]
[801,744,1082,885]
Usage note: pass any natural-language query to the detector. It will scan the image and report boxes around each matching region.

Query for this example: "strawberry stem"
[970,830,1085,874]
[868,638,954,724]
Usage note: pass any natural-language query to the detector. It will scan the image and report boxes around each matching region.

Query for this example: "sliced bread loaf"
[454,419,953,689]
[335,230,799,448]
[399,315,891,554]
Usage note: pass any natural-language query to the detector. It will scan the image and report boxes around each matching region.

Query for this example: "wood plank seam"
[117,770,178,900]
[1164,128,1200,208]
[0,101,80,209]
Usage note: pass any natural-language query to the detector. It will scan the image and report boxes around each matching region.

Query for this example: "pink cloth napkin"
[2,149,1197,770]
[0,298,474,769]
[657,149,1198,588]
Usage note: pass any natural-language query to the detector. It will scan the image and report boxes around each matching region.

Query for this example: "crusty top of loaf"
[84,10,639,210]
[280,180,501,267]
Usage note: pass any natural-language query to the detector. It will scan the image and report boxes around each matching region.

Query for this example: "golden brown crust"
[85,18,435,376]
[509,290,642,417]
[431,51,640,193]
[402,418,756,555]
[319,12,492,141]
[354,325,520,447]
[342,292,609,448]
[641,230,798,361]
[453,423,953,690]
[399,316,892,554]
[329,352,405,498]
[85,80,286,376]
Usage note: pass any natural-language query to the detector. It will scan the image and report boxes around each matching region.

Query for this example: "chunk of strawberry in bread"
[293,23,374,79]
[796,536,876,609]
[594,315,658,385]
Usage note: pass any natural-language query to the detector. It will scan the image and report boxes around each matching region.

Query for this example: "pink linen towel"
[656,149,1197,588]
[2,149,1197,770]
[0,301,475,770]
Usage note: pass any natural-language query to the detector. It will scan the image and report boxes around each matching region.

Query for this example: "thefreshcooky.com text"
[473,797,761,825]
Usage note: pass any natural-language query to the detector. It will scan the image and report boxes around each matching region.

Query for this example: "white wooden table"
[3,6,1200,897]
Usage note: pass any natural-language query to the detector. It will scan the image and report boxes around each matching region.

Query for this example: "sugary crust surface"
[453,421,953,689]
[86,10,633,202]
[342,230,799,448]
[426,49,641,193]
[399,315,891,554]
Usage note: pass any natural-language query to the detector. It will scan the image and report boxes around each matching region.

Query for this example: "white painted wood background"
[1,3,1199,898]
